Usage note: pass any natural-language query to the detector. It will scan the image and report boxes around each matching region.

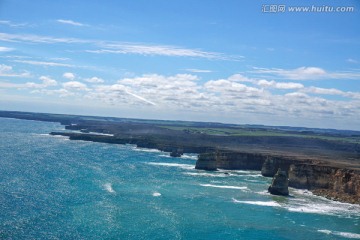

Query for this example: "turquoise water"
[0,118,359,240]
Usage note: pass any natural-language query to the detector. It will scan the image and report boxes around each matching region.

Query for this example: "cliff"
[289,164,360,204]
[195,151,265,171]
[196,151,360,204]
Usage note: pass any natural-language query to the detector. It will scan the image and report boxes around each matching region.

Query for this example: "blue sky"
[0,0,360,130]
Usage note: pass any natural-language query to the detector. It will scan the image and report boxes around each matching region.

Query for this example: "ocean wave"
[232,199,281,207]
[200,184,248,190]
[146,162,195,170]
[152,192,161,197]
[285,201,360,217]
[318,230,360,239]
[287,189,360,217]
[103,183,115,193]
[184,172,229,178]
[133,147,162,153]
[181,154,198,160]
[255,190,270,196]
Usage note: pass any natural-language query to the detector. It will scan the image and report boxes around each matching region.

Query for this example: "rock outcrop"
[170,148,183,157]
[268,168,289,196]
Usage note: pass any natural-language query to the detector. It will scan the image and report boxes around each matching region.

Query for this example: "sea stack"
[170,148,183,157]
[268,168,289,196]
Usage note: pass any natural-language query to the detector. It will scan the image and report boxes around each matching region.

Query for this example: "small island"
[1,110,359,204]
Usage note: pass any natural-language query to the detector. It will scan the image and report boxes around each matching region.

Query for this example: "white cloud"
[0,64,30,77]
[0,32,88,44]
[57,19,85,27]
[39,76,57,87]
[0,20,28,27]
[347,58,358,64]
[86,45,230,59]
[184,69,213,73]
[25,76,58,89]
[63,81,88,91]
[253,66,326,80]
[12,60,73,67]
[85,77,104,83]
[0,46,14,52]
[274,82,304,89]
[0,81,26,88]
[0,32,238,60]
[253,66,360,80]
[305,87,344,96]
[32,88,74,97]
[63,72,75,80]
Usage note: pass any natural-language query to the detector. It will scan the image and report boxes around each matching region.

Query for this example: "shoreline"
[1,110,359,205]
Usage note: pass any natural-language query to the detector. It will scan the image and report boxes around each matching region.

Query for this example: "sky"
[0,0,360,130]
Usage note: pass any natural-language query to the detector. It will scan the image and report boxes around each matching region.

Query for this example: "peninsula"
[1,110,359,204]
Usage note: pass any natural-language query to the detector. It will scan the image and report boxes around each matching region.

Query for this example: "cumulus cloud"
[62,81,88,91]
[39,76,57,86]
[85,77,104,83]
[25,76,58,88]
[63,72,75,80]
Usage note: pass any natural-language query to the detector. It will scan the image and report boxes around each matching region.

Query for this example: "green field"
[160,125,360,144]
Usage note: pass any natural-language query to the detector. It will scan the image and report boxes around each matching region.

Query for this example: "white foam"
[88,132,114,136]
[134,148,161,153]
[232,199,281,207]
[152,192,161,197]
[200,184,248,190]
[146,162,194,170]
[255,190,270,196]
[245,174,263,178]
[318,230,360,239]
[286,198,360,217]
[181,154,198,160]
[104,183,115,193]
[183,172,228,177]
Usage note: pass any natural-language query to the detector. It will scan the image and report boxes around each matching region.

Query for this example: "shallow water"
[0,118,359,239]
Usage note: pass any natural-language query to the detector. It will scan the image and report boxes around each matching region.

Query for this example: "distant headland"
[1,110,359,204]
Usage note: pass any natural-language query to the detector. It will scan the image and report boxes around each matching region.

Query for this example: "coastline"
[1,110,359,205]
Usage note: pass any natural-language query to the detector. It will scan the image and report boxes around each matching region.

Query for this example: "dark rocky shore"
[1,110,359,204]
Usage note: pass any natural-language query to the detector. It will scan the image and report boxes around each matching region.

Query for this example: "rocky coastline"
[1,110,359,205]
[195,151,360,204]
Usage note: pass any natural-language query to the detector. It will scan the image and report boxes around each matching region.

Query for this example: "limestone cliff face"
[196,151,360,204]
[195,151,264,171]
[195,152,217,171]
[289,164,360,204]
[261,156,300,177]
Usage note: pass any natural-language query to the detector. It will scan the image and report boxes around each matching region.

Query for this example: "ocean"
[0,117,359,239]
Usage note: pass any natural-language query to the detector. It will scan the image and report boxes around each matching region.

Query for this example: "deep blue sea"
[0,118,359,239]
